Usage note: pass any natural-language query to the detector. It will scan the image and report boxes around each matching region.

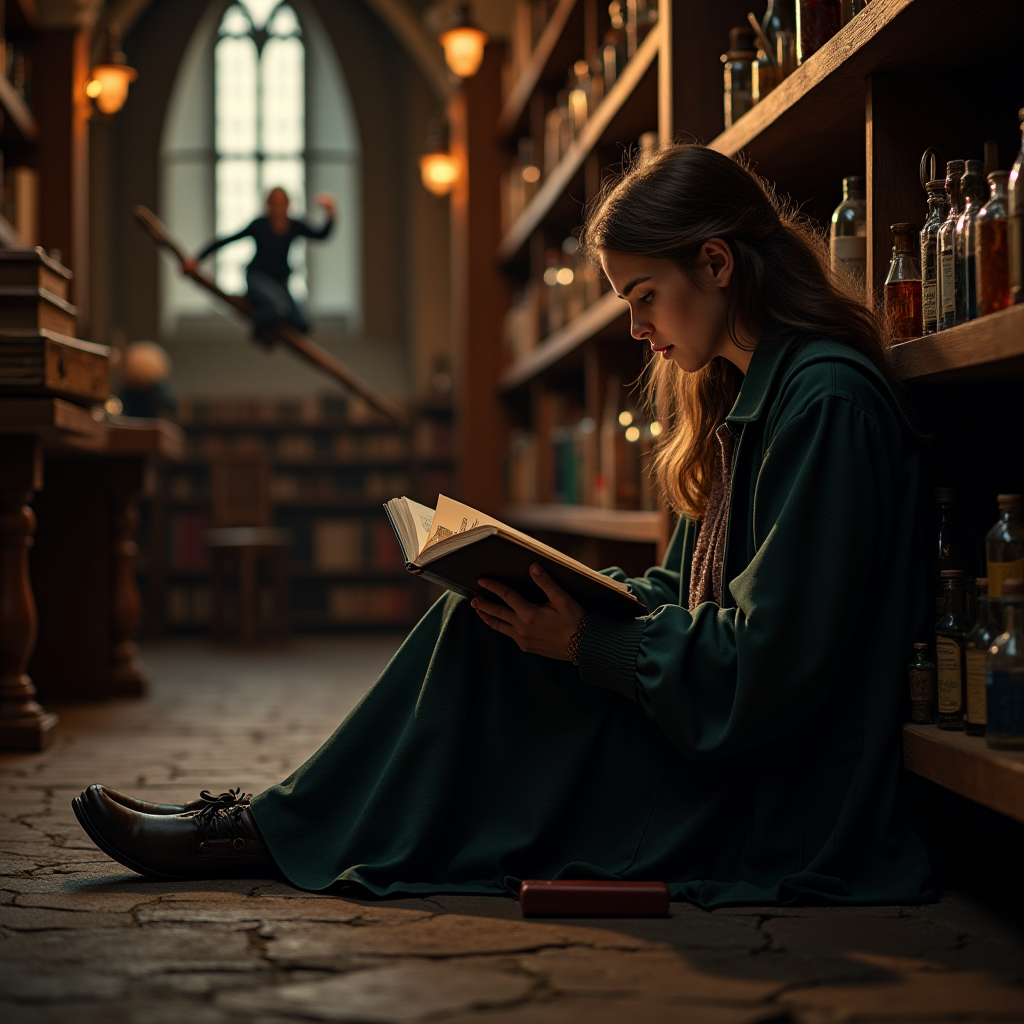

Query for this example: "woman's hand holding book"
[472,564,586,662]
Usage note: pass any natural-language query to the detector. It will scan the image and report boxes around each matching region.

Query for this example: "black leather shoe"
[72,785,277,881]
[100,785,252,816]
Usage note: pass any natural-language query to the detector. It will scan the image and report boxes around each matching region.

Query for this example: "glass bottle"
[986,494,1024,601]
[956,160,987,322]
[965,578,997,736]
[1009,106,1024,305]
[830,176,866,290]
[908,642,936,725]
[795,0,842,64]
[986,577,1024,750]
[721,27,757,128]
[976,171,1011,317]
[934,486,982,619]
[935,569,970,730]
[920,178,949,335]
[884,223,922,341]
[602,1,628,90]
[763,0,797,76]
[937,159,965,331]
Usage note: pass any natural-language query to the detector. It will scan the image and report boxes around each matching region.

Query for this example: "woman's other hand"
[472,564,585,661]
[182,256,198,275]
[317,192,338,218]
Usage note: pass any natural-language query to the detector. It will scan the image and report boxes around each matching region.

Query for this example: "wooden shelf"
[708,0,1023,187]
[497,23,661,267]
[497,0,581,140]
[889,305,1024,382]
[500,291,628,390]
[0,73,38,143]
[503,503,662,544]
[903,724,1024,823]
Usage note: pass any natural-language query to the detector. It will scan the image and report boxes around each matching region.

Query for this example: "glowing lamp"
[439,3,488,79]
[419,151,459,195]
[87,23,137,115]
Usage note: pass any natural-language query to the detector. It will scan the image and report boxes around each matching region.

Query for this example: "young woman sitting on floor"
[74,144,931,908]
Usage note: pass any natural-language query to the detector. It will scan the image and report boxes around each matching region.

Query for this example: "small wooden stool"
[207,454,290,643]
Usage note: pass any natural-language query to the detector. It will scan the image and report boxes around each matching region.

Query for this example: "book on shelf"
[384,494,646,620]
[170,510,211,571]
[313,518,365,571]
[370,518,405,571]
[328,584,412,623]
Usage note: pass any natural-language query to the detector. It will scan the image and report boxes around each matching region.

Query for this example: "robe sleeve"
[597,517,692,612]
[196,221,257,260]
[294,216,335,240]
[577,394,896,759]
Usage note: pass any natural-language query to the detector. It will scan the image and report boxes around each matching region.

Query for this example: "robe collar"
[725,337,795,425]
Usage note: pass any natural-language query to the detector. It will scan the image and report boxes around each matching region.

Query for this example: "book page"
[406,498,436,556]
[424,494,505,549]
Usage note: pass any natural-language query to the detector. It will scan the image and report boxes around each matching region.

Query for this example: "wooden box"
[0,247,72,301]
[0,286,78,335]
[0,329,110,404]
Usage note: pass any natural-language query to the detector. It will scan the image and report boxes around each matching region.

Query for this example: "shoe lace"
[192,801,254,845]
[194,787,251,810]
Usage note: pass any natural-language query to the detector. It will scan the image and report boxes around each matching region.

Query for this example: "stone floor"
[2,637,1023,1024]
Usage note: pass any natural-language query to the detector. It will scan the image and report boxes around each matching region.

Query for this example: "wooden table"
[0,398,182,751]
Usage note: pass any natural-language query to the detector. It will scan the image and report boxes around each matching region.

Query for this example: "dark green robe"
[251,337,932,906]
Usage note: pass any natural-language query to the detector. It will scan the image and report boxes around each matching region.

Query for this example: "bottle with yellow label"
[964,578,997,736]
[935,569,970,730]
[986,494,1024,601]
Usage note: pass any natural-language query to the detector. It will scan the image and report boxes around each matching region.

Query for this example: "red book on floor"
[519,880,669,918]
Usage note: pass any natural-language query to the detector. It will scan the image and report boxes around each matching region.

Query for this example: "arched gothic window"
[161,0,361,337]
[215,0,306,297]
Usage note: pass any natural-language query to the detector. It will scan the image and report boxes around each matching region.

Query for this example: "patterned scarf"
[688,423,739,610]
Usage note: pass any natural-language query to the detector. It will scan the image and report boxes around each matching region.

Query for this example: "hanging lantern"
[438,2,488,80]
[418,118,459,196]
[86,23,138,115]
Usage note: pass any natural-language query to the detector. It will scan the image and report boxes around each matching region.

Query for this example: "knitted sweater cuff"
[577,614,645,702]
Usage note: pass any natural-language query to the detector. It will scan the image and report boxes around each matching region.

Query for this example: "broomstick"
[133,205,408,426]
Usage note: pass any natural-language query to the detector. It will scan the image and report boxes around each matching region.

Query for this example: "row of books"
[506,393,660,510]
[181,428,454,462]
[164,583,414,626]
[175,393,396,427]
[167,511,405,573]
[167,470,412,503]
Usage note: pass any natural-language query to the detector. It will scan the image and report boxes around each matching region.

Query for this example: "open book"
[384,495,647,620]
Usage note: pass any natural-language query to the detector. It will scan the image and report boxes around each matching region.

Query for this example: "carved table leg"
[0,437,59,751]
[108,457,150,697]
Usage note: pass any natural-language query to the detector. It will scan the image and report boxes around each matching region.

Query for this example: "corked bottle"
[964,578,997,736]
[935,568,971,731]
[884,223,922,341]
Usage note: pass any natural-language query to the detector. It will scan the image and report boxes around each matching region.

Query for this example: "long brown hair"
[581,143,894,520]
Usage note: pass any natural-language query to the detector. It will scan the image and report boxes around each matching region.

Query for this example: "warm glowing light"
[522,164,540,183]
[556,267,574,286]
[618,410,633,426]
[440,23,488,78]
[543,267,559,286]
[649,420,663,437]
[625,425,641,442]
[89,62,138,114]
[419,151,459,196]
[85,78,103,98]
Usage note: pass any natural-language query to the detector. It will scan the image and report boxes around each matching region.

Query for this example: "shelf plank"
[903,724,1024,824]
[889,305,1024,382]
[0,73,39,143]
[500,291,628,390]
[497,0,581,140]
[497,23,662,266]
[503,503,662,543]
[708,0,1023,184]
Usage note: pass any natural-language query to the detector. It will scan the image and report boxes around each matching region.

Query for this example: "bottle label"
[909,667,934,703]
[936,636,963,714]
[986,668,1024,741]
[832,236,866,263]
[987,558,1024,598]
[965,650,988,725]
[940,249,956,315]
[922,281,936,329]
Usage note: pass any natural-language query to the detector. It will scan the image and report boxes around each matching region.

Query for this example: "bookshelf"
[139,397,454,635]
[457,0,1024,810]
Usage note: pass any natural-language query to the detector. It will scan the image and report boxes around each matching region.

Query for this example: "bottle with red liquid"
[884,222,923,341]
[796,0,842,63]
[976,170,1012,317]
